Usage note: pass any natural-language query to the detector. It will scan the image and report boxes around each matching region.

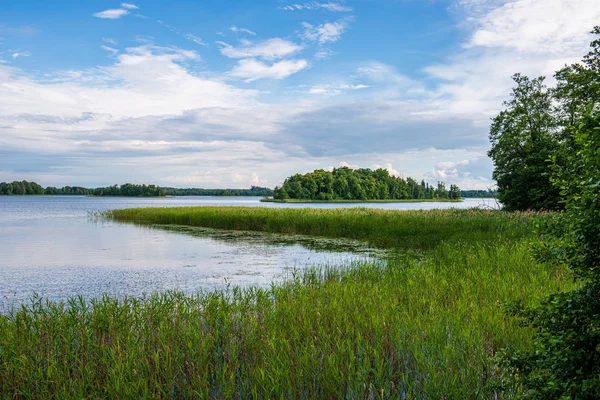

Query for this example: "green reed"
[0,208,573,398]
[106,207,537,250]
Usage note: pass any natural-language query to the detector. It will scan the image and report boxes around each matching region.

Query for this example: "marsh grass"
[0,208,574,398]
[106,207,538,251]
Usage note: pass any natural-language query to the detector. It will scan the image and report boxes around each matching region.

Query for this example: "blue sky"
[1,0,598,188]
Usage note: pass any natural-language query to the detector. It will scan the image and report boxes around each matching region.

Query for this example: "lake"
[0,196,494,311]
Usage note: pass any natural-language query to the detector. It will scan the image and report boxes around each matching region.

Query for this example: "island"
[266,167,461,202]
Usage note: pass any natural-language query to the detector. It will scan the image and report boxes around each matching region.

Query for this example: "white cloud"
[185,34,207,46]
[93,9,129,19]
[314,48,335,59]
[422,0,600,122]
[229,58,309,82]
[163,168,267,187]
[3,0,599,189]
[308,83,368,96]
[102,37,118,45]
[357,62,426,99]
[468,0,598,55]
[282,2,352,12]
[339,161,359,169]
[358,62,414,86]
[250,172,267,186]
[301,18,351,44]
[100,45,119,55]
[374,163,401,177]
[0,44,256,119]
[156,20,207,46]
[424,157,494,189]
[229,25,257,36]
[217,38,302,60]
[157,20,181,34]
[450,0,506,20]
[120,3,139,9]
[11,51,31,59]
[0,61,491,187]
[429,160,470,179]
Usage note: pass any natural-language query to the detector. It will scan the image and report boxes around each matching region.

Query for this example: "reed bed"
[0,208,573,398]
[107,207,538,250]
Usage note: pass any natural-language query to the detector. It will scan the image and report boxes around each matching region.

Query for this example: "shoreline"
[85,195,175,198]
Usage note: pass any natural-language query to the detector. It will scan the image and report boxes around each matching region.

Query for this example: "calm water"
[0,196,492,310]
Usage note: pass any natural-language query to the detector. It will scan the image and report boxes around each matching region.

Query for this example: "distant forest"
[460,189,498,198]
[93,184,166,197]
[274,167,461,201]
[0,181,273,197]
[0,179,486,199]
[0,181,47,195]
[163,186,273,197]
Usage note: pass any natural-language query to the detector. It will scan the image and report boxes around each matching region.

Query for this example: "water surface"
[0,196,492,310]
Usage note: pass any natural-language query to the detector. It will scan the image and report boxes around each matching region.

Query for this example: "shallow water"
[0,196,493,310]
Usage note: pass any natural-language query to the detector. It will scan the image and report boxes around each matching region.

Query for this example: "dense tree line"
[44,186,93,195]
[0,181,272,197]
[163,186,273,197]
[92,184,166,197]
[0,180,45,195]
[498,27,600,397]
[460,189,498,198]
[273,167,460,201]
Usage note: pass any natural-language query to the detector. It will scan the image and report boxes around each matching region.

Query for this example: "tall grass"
[0,208,573,398]
[107,207,538,250]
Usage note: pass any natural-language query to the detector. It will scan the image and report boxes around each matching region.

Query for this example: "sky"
[1,0,599,189]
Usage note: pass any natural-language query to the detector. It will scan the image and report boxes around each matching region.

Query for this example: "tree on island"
[273,167,460,201]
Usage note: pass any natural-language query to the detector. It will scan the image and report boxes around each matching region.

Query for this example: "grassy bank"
[261,198,463,203]
[0,208,574,398]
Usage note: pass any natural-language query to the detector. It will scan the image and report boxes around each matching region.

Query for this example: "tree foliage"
[162,186,273,197]
[0,181,273,197]
[0,180,44,195]
[490,27,600,212]
[92,183,166,197]
[502,27,600,398]
[488,74,561,210]
[44,186,93,195]
[273,167,460,201]
[460,189,498,198]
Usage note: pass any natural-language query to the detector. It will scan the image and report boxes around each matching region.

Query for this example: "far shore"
[85,195,175,198]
